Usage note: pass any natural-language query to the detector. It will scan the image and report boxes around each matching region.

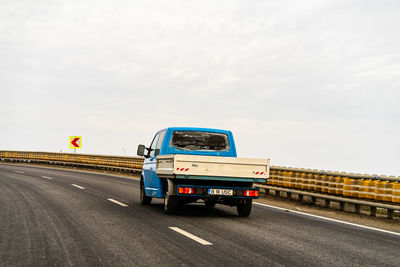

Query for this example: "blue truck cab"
[137,127,268,217]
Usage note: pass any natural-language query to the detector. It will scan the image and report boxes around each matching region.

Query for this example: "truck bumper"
[176,185,260,199]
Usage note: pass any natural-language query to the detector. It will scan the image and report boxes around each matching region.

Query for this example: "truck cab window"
[156,130,166,151]
[149,133,160,157]
[171,131,229,151]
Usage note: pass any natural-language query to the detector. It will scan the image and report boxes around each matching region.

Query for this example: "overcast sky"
[1,0,399,176]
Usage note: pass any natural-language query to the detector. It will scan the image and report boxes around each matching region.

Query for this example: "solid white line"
[107,198,128,207]
[71,184,85,189]
[253,202,400,237]
[169,227,213,245]
[14,171,24,174]
[41,176,53,180]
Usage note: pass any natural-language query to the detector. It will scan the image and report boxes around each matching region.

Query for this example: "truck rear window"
[171,131,229,151]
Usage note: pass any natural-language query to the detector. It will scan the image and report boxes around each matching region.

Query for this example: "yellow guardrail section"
[268,167,400,204]
[0,151,143,170]
[1,150,399,204]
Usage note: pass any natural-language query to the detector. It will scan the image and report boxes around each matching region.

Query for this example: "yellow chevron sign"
[69,136,82,149]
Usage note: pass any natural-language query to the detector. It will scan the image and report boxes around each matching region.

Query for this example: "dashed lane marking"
[14,171,24,174]
[41,176,53,180]
[107,198,128,207]
[169,227,213,246]
[71,184,85,189]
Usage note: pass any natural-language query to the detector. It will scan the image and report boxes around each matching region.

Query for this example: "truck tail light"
[244,189,259,197]
[178,187,195,195]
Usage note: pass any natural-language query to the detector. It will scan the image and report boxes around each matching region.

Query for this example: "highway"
[1,164,399,266]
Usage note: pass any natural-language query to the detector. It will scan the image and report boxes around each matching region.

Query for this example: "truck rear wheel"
[237,199,252,217]
[164,190,179,214]
[140,178,152,205]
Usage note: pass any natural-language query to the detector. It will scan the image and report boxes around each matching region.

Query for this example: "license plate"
[208,188,233,196]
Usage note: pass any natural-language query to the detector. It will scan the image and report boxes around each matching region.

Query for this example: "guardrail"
[0,151,143,169]
[268,167,400,204]
[1,150,400,216]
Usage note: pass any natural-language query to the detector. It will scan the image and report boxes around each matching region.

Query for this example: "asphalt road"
[1,164,399,267]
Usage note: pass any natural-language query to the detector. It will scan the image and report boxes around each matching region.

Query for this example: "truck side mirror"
[155,148,160,156]
[137,144,146,157]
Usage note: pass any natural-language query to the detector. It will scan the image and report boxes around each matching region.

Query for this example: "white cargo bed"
[156,154,270,180]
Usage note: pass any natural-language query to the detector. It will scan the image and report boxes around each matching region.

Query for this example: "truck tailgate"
[156,154,269,180]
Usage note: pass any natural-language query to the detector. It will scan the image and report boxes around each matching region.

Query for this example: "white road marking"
[14,171,24,174]
[71,184,85,189]
[169,227,213,246]
[107,198,128,207]
[41,176,53,180]
[254,202,400,237]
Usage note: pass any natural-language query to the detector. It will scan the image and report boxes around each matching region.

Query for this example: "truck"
[137,127,270,217]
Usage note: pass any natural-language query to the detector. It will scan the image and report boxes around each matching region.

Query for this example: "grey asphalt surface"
[1,163,399,267]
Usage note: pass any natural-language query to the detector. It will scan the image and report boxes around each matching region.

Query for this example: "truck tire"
[140,178,152,205]
[164,190,179,214]
[237,199,252,217]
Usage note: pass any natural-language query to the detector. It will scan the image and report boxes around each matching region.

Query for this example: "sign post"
[69,136,82,153]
